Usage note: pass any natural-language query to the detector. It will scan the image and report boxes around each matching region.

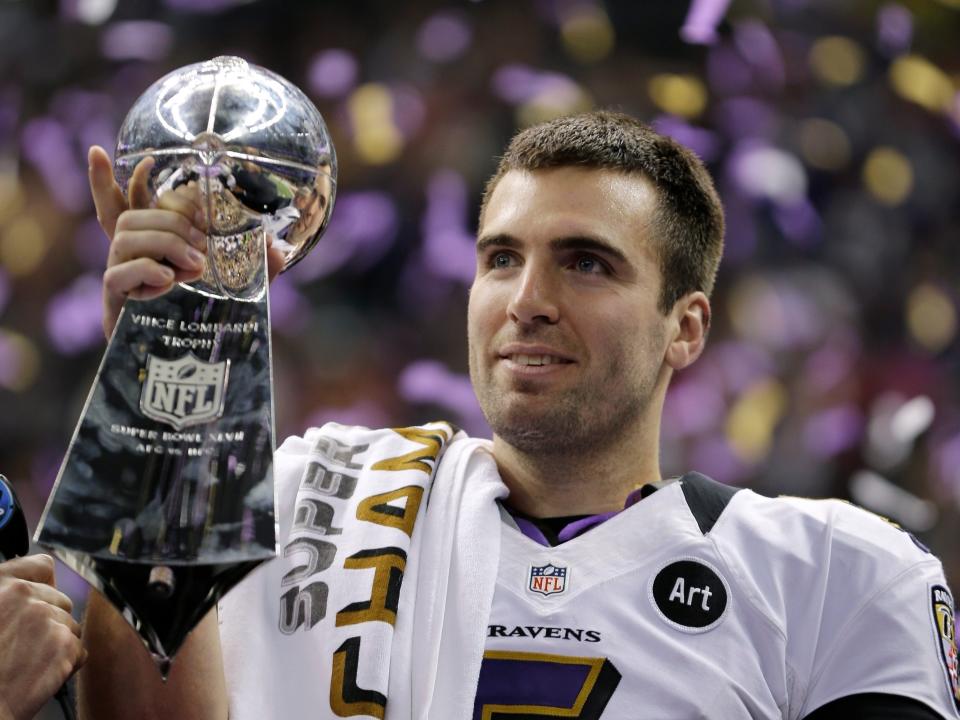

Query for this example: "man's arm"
[79,147,229,718]
[81,145,288,717]
[78,593,227,720]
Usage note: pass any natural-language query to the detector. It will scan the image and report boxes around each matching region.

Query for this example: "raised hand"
[88,146,285,340]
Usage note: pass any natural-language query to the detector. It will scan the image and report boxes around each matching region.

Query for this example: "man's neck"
[491,431,662,518]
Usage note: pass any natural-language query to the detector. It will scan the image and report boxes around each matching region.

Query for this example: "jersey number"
[473,650,621,719]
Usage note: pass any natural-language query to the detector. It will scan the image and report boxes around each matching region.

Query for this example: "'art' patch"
[649,558,728,633]
[931,585,960,713]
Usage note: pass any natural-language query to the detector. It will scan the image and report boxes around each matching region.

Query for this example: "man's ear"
[665,291,710,371]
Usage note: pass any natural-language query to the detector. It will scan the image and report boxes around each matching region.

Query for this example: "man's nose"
[506,265,560,325]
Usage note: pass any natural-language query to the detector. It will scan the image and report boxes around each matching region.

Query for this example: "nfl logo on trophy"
[140,353,229,430]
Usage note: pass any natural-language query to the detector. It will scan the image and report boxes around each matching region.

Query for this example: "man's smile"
[496,343,576,377]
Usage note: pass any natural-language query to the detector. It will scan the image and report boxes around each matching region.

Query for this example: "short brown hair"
[480,110,725,313]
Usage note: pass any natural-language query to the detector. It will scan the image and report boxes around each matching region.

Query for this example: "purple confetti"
[308,49,358,99]
[50,90,116,168]
[935,433,960,498]
[21,118,89,212]
[713,341,775,395]
[45,274,104,354]
[421,169,476,283]
[804,405,864,457]
[727,139,806,205]
[680,0,732,45]
[651,115,721,162]
[715,98,779,140]
[73,217,111,271]
[490,64,580,107]
[876,3,912,57]
[390,84,426,137]
[716,182,756,264]
[491,64,542,104]
[268,275,309,335]
[706,44,754,97]
[398,360,490,438]
[59,0,116,23]
[662,376,726,439]
[773,198,821,246]
[733,20,785,89]
[689,434,749,484]
[287,191,398,283]
[417,11,473,63]
[100,21,173,61]
[802,336,860,394]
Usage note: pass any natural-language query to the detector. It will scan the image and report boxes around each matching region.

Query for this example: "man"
[79,112,958,718]
[0,555,85,720]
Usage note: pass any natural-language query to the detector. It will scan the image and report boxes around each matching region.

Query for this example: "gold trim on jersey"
[480,650,606,719]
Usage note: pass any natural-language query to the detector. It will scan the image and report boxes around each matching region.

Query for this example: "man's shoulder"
[704,479,940,607]
[720,486,932,564]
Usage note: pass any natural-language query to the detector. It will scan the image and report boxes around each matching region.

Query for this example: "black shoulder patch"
[679,472,741,535]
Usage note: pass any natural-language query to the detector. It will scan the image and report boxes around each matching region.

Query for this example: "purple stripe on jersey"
[512,516,551,545]
[508,486,649,546]
[556,511,617,543]
[473,656,592,718]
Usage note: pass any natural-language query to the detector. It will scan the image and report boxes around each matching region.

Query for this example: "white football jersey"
[476,473,959,719]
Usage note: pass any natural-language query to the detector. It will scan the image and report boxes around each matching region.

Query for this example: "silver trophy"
[36,56,336,675]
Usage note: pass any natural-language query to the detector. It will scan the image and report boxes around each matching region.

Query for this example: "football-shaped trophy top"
[115,55,337,299]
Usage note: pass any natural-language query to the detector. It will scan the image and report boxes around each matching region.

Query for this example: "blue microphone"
[0,474,28,559]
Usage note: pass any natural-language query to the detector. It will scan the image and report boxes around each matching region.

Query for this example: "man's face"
[468,167,672,456]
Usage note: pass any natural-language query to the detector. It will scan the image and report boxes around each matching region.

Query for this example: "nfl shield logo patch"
[529,563,568,596]
[931,585,960,713]
[140,352,230,430]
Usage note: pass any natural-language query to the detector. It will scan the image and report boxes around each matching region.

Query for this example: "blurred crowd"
[0,0,958,611]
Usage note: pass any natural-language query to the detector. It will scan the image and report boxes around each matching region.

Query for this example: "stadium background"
[0,0,958,675]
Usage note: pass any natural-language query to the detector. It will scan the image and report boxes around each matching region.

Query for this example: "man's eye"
[574,256,603,273]
[491,252,514,268]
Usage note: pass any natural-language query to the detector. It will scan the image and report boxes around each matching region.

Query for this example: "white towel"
[219,423,507,719]
[391,436,507,719]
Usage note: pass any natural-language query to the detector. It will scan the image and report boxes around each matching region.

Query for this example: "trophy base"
[55,548,261,678]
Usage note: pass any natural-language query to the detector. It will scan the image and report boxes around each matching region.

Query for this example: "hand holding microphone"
[0,475,84,720]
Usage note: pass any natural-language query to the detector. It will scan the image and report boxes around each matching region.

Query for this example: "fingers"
[104,258,202,301]
[128,155,155,210]
[49,602,82,639]
[106,207,207,313]
[102,258,203,339]
[157,183,205,230]
[266,243,285,281]
[112,209,207,260]
[0,554,56,585]
[88,146,127,239]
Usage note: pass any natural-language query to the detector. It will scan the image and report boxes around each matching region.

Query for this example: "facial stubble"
[469,326,666,459]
